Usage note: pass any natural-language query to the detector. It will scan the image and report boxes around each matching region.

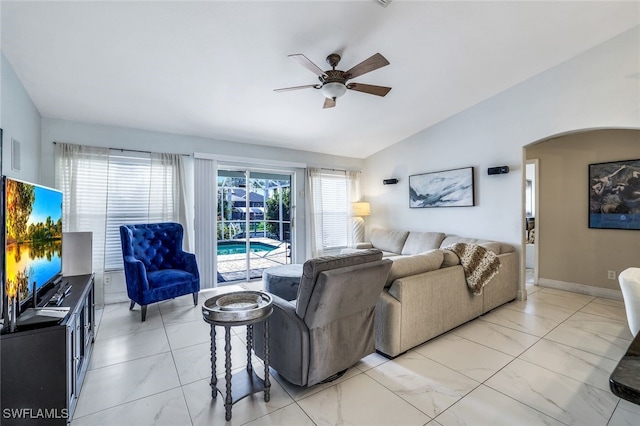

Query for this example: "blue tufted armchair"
[120,222,200,321]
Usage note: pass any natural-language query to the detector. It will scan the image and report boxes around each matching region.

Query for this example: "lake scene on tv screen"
[5,179,62,303]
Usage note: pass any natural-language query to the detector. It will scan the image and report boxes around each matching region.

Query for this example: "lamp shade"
[352,202,371,217]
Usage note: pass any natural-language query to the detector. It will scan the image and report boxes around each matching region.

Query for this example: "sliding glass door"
[217,168,293,283]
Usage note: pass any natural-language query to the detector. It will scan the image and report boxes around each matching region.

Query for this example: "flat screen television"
[3,177,63,309]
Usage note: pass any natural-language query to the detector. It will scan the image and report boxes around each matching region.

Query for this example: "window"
[103,154,176,270]
[55,144,182,274]
[308,169,359,255]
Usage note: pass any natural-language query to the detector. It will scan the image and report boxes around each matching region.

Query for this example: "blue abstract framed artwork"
[409,167,475,208]
[589,159,640,230]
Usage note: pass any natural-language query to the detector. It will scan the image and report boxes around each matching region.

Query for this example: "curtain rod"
[318,167,362,173]
[52,141,190,157]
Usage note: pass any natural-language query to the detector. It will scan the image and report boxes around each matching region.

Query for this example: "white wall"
[1,52,41,182]
[363,27,640,295]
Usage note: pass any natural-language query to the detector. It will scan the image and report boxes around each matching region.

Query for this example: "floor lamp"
[352,202,371,243]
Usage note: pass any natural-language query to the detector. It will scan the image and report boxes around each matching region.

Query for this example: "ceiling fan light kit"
[321,82,347,99]
[275,52,391,108]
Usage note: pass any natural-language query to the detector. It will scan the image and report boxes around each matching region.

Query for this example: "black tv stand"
[16,307,70,328]
[0,274,95,425]
[47,282,73,307]
[58,281,72,295]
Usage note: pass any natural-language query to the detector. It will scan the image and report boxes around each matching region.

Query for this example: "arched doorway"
[523,128,639,299]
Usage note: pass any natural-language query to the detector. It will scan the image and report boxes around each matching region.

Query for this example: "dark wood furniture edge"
[609,332,640,406]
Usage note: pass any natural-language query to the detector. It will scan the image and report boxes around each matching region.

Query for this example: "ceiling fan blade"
[273,84,319,92]
[289,54,327,78]
[347,83,392,97]
[323,97,336,109]
[344,53,389,80]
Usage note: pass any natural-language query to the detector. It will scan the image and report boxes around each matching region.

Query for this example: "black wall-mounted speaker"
[383,178,399,185]
[488,166,509,175]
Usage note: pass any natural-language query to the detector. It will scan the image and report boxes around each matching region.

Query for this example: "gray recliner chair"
[254,249,392,387]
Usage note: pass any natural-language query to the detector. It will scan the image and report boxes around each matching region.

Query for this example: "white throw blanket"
[443,243,501,295]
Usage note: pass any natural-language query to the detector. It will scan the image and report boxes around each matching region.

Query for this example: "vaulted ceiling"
[2,1,639,158]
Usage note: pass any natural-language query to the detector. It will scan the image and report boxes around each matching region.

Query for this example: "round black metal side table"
[202,291,273,421]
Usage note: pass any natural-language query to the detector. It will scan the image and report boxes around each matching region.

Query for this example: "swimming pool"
[217,241,278,256]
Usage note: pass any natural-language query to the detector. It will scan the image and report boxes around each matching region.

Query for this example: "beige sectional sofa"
[351,228,519,358]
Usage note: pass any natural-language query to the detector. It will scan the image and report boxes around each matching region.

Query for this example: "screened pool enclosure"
[216,170,292,283]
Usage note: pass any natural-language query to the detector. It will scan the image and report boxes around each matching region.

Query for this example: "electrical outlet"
[607,270,616,280]
[104,275,111,285]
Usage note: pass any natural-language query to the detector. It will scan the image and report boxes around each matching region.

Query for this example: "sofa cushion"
[354,242,373,249]
[385,250,444,287]
[499,243,515,253]
[370,228,409,254]
[440,236,506,255]
[341,247,399,258]
[440,249,461,267]
[401,232,446,255]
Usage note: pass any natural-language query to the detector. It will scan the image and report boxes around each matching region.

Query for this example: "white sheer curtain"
[55,143,110,302]
[347,170,362,204]
[55,143,189,303]
[307,168,360,257]
[148,153,191,249]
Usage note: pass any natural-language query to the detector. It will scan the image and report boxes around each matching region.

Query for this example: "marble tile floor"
[71,281,640,426]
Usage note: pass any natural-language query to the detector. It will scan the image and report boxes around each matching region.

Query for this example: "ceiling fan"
[274,52,391,109]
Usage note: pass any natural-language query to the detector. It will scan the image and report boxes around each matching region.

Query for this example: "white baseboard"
[537,278,623,301]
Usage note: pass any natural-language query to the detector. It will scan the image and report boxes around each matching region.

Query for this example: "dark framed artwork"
[409,166,475,208]
[589,158,640,230]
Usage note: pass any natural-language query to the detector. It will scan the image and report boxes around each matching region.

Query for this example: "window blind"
[309,169,352,254]
[102,154,177,270]
[57,151,178,271]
